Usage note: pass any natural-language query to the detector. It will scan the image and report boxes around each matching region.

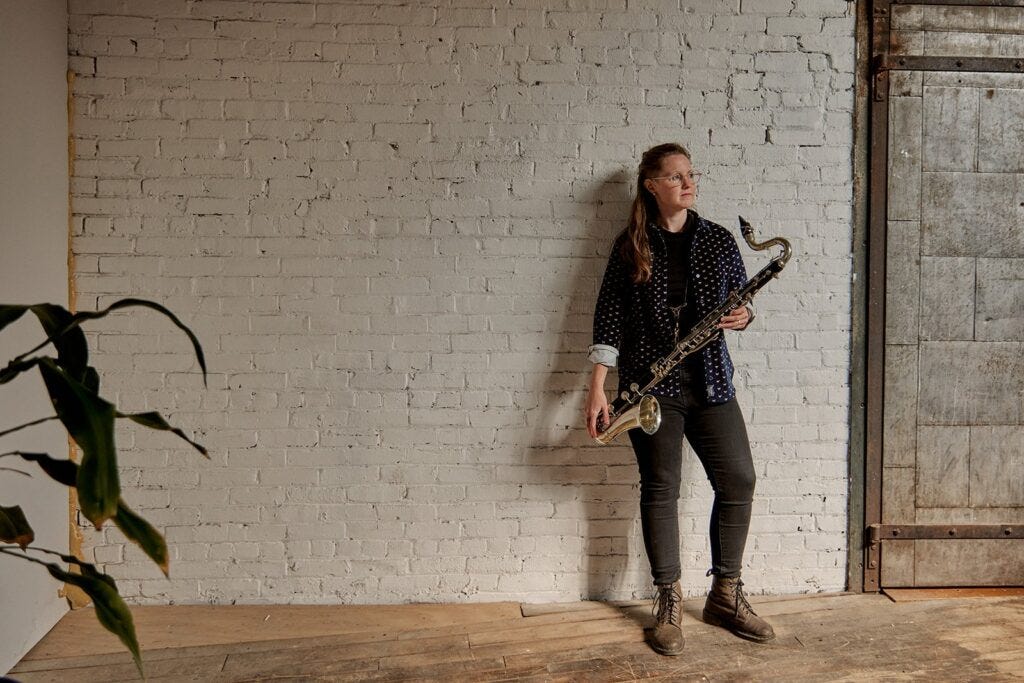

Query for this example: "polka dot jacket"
[588,211,749,406]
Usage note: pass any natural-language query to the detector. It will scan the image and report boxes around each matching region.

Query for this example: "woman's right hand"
[586,364,611,439]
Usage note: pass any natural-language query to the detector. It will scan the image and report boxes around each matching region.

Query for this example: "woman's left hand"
[718,306,751,330]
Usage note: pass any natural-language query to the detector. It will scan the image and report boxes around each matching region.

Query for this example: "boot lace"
[732,579,757,618]
[654,583,682,627]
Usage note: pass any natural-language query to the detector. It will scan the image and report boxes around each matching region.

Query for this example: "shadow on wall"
[522,169,646,601]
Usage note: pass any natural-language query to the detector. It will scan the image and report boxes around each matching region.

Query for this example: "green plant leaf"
[82,365,100,393]
[0,415,59,439]
[117,410,209,458]
[0,505,35,548]
[4,546,144,675]
[1,452,169,575]
[0,304,30,332]
[12,298,207,387]
[114,500,169,576]
[42,556,143,677]
[37,358,119,528]
[92,299,206,385]
[1,450,78,487]
[29,304,89,382]
[0,356,42,385]
[1,303,88,384]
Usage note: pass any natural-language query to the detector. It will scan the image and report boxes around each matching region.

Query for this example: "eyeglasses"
[648,171,703,187]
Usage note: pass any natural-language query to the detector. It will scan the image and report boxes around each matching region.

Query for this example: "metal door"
[865,0,1024,590]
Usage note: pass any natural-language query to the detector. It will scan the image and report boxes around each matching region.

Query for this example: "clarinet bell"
[594,394,662,445]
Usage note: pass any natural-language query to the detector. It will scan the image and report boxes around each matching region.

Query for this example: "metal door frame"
[861,0,1024,592]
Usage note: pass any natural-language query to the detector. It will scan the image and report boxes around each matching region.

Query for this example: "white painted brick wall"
[68,0,856,604]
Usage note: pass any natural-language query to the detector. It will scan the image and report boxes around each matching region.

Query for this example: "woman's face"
[644,153,697,215]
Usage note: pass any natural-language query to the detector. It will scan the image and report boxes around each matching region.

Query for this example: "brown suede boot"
[702,575,775,643]
[648,582,685,656]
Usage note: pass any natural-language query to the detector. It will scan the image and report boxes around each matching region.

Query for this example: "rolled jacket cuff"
[588,344,618,367]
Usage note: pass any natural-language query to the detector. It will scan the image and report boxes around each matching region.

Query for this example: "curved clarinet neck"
[740,215,792,269]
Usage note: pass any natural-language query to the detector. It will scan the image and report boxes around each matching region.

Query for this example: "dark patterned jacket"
[589,212,749,405]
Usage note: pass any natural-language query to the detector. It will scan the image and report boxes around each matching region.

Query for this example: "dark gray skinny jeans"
[627,369,755,585]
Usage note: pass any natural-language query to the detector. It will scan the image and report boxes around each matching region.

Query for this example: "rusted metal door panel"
[914,540,1024,584]
[892,3,1024,57]
[871,0,1024,589]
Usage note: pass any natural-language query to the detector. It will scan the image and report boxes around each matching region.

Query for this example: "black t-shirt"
[657,211,703,375]
[660,211,697,309]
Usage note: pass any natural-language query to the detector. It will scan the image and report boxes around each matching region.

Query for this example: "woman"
[585,143,774,656]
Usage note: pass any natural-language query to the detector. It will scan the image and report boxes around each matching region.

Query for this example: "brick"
[89,15,156,36]
[755,52,810,73]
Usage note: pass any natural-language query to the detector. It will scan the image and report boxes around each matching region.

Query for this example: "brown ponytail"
[621,143,692,283]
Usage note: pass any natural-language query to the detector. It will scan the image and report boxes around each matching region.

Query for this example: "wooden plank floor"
[11,593,1024,681]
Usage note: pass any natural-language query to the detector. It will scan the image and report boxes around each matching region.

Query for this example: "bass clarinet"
[595,216,792,445]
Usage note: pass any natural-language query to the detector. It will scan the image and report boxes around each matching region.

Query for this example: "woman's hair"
[621,142,692,283]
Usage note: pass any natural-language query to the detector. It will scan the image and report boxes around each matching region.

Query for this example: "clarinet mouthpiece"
[738,215,753,237]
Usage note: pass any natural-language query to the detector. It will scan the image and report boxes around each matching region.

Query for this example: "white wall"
[68,0,856,604]
[0,0,71,673]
